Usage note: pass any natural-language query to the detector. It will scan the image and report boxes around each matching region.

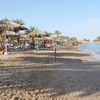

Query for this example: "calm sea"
[79,42,100,61]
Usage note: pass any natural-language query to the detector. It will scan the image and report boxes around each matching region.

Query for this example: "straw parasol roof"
[28,29,47,37]
[28,30,39,36]
[44,36,53,40]
[19,34,29,40]
[0,19,27,33]
[0,19,20,32]
[5,31,19,36]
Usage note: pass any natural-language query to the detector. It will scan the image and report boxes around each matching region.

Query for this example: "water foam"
[90,51,100,61]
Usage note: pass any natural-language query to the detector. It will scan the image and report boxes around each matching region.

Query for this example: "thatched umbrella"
[0,19,27,54]
[0,19,21,32]
[28,29,49,37]
[29,30,51,45]
[0,19,27,33]
[20,34,29,41]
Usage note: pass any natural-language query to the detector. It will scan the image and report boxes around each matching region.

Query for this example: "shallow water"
[79,42,100,61]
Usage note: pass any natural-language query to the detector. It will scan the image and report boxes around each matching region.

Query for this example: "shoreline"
[78,43,100,62]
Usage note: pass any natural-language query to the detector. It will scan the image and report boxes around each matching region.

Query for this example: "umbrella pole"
[4,31,8,55]
[4,19,8,55]
[54,47,56,62]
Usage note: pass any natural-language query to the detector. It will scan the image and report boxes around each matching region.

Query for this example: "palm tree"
[13,19,26,45]
[70,37,79,46]
[25,26,36,34]
[13,19,25,25]
[54,30,61,40]
[44,31,52,36]
[58,35,69,45]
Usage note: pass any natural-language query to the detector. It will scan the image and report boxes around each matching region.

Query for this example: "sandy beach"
[0,48,100,100]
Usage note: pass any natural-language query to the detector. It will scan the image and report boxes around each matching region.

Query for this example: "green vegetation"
[70,37,79,46]
[25,26,36,34]
[13,19,25,25]
[94,36,100,42]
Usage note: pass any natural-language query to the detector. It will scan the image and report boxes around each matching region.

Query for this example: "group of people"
[0,39,52,54]
[20,41,29,50]
[44,39,52,48]
[35,39,52,50]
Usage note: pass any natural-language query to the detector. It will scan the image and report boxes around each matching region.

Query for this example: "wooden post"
[55,47,56,62]
[17,35,20,45]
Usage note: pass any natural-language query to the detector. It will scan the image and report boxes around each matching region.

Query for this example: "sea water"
[79,42,100,61]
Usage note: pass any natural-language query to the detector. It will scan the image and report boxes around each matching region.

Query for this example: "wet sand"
[0,49,100,100]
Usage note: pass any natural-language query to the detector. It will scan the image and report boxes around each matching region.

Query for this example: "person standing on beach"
[3,41,8,55]
[35,40,39,51]
[24,42,29,50]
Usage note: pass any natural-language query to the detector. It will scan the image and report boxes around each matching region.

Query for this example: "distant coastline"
[79,40,100,44]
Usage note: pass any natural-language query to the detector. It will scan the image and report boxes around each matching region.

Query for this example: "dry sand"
[0,48,100,100]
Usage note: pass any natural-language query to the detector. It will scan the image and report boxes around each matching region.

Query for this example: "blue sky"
[0,0,100,40]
